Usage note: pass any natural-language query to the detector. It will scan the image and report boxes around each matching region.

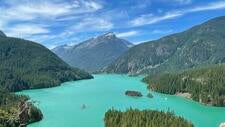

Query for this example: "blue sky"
[0,0,225,49]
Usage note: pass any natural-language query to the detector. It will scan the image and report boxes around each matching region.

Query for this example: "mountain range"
[0,32,92,92]
[52,32,133,72]
[104,16,225,75]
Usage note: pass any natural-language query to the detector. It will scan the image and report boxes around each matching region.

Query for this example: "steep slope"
[104,16,225,75]
[144,64,225,106]
[53,32,133,72]
[0,31,6,37]
[0,36,93,92]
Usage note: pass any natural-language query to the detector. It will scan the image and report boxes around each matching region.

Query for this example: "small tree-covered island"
[125,90,143,97]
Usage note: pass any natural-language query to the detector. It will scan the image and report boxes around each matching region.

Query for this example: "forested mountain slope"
[144,64,225,106]
[104,16,225,75]
[0,35,93,92]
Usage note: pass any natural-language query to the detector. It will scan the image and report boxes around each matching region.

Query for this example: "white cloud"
[131,12,182,26]
[131,1,225,27]
[160,0,192,5]
[0,20,6,30]
[173,0,192,5]
[5,24,50,38]
[0,0,103,42]
[188,1,225,12]
[15,2,73,17]
[117,31,139,38]
[48,45,58,50]
[24,29,79,45]
[0,0,102,20]
[83,1,103,11]
[72,18,114,31]
[151,29,173,34]
[0,1,77,23]
[134,39,151,44]
[0,0,103,37]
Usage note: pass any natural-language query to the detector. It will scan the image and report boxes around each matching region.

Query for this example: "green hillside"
[0,36,93,92]
[104,16,225,75]
[0,32,93,126]
[144,64,225,106]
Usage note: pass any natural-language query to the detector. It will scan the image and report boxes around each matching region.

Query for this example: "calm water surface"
[19,74,225,127]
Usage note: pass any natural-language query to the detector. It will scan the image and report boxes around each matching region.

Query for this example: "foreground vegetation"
[0,91,43,127]
[144,64,225,107]
[104,109,193,127]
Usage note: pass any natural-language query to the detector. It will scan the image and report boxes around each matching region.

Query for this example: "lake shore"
[176,92,192,99]
[20,74,225,127]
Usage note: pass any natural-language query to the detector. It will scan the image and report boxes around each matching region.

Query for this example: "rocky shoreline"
[220,122,225,127]
[176,92,191,99]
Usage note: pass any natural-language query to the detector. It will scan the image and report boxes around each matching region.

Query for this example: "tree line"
[144,64,225,106]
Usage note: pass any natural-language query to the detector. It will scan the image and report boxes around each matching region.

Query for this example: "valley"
[0,0,225,126]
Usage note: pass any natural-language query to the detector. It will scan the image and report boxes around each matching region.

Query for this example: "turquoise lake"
[19,74,225,127]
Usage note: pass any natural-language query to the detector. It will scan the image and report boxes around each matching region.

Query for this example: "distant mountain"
[0,30,6,37]
[104,16,225,75]
[0,35,93,92]
[52,32,133,72]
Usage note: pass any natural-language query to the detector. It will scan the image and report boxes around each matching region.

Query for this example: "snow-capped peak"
[104,32,115,37]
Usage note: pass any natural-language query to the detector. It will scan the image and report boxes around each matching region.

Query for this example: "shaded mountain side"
[104,16,225,75]
[53,32,133,72]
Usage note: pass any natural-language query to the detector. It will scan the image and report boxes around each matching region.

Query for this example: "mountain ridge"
[53,32,134,72]
[104,16,225,75]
